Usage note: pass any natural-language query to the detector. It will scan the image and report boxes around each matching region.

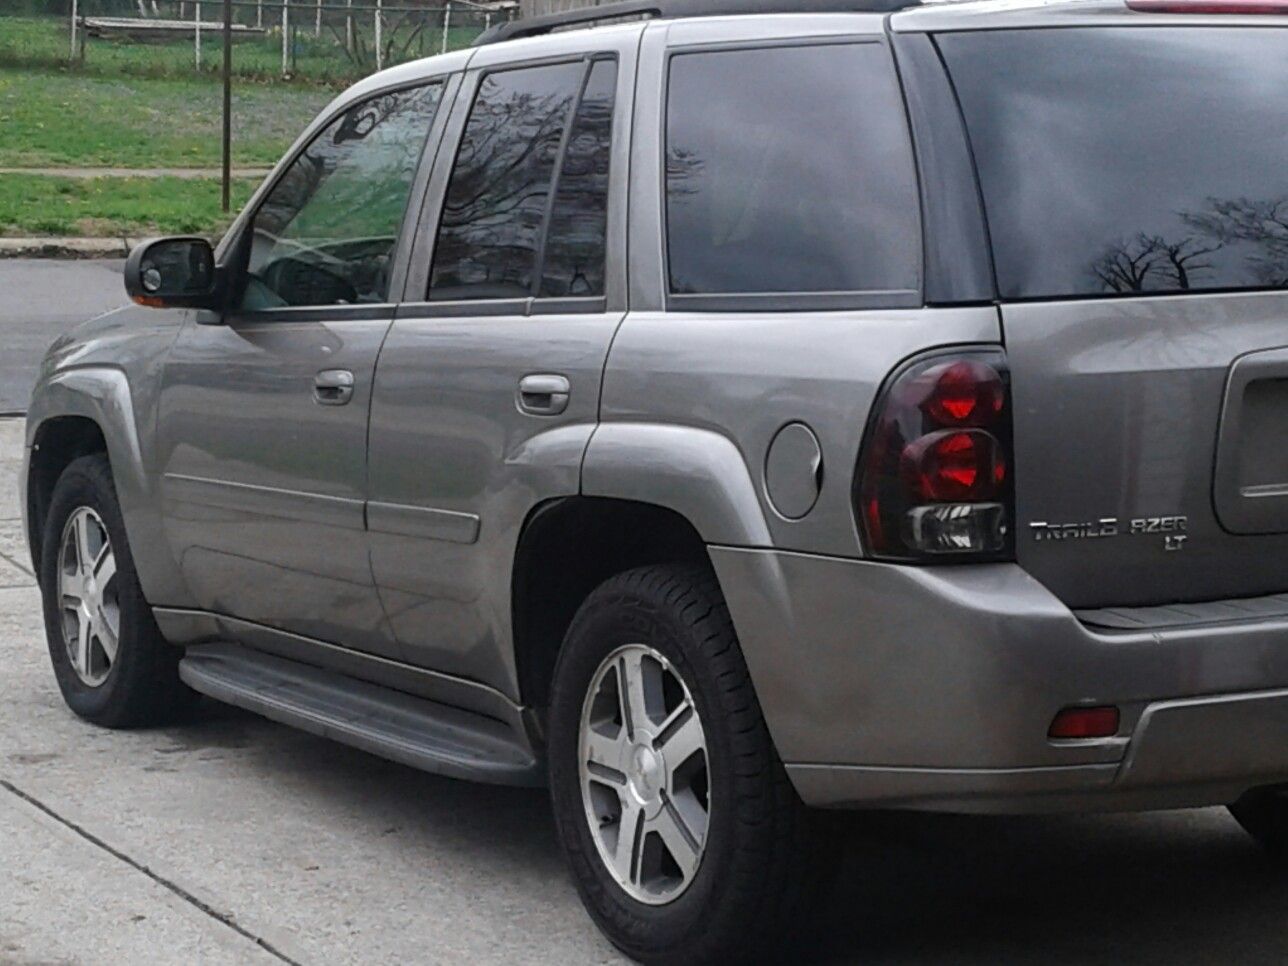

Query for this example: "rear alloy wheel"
[579,643,710,905]
[548,565,822,965]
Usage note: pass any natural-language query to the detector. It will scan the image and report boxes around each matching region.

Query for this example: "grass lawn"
[0,174,259,237]
[0,66,332,167]
[0,15,486,85]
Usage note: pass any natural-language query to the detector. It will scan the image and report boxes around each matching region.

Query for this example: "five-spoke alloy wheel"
[580,643,709,904]
[549,565,820,965]
[40,453,193,727]
[57,507,121,687]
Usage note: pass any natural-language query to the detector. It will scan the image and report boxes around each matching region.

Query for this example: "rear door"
[366,27,638,694]
[938,24,1288,609]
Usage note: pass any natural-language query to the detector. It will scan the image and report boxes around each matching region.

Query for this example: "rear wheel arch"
[511,497,713,719]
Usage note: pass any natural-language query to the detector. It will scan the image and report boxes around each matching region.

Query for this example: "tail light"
[856,349,1014,561]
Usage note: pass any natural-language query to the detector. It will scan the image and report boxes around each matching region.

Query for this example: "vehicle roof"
[892,0,1288,31]
[344,0,1288,98]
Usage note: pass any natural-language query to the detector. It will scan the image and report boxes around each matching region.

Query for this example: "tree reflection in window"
[539,59,616,298]
[241,83,441,310]
[430,63,585,301]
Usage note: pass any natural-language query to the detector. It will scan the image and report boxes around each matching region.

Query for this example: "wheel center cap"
[628,743,663,798]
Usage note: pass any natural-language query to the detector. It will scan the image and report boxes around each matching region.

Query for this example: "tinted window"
[240,84,441,309]
[430,62,584,300]
[664,43,919,297]
[941,29,1288,300]
[539,59,616,298]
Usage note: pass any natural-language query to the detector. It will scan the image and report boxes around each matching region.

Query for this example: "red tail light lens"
[857,349,1014,561]
[918,360,1005,427]
[1049,706,1120,740]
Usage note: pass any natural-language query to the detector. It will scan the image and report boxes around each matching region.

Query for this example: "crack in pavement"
[1,779,304,966]
[0,548,35,579]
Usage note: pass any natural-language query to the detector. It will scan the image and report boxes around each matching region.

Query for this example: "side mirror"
[124,237,219,310]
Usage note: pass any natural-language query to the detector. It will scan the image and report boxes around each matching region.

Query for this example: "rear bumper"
[710,548,1288,813]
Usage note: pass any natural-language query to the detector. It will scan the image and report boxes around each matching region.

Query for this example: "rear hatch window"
[938,28,1288,301]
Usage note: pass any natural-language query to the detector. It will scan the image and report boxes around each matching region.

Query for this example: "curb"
[0,237,140,260]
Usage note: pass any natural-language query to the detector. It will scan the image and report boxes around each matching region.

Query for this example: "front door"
[367,34,636,696]
[156,79,448,657]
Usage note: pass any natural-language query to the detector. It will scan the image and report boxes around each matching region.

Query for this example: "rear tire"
[39,453,195,728]
[547,564,821,965]
[1230,787,1288,861]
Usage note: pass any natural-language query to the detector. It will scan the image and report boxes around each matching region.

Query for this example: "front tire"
[548,565,819,964]
[39,453,195,727]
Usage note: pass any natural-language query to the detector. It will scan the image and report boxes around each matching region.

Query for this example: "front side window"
[940,28,1288,300]
[429,58,617,301]
[239,83,442,310]
[664,43,920,298]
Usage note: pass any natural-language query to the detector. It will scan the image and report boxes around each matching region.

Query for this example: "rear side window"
[940,28,1288,300]
[664,43,920,300]
[430,58,616,301]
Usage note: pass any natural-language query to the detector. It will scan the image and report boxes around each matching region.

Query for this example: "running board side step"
[179,643,543,787]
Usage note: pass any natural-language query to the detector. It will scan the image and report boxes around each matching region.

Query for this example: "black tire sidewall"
[547,572,746,962]
[39,454,156,723]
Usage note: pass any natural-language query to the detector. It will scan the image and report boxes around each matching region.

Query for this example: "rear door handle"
[518,374,570,416]
[313,369,354,406]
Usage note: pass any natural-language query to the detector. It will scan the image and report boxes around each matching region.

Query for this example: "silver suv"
[20,0,1288,960]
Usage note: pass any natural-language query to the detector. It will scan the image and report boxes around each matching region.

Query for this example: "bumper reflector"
[1049,706,1120,739]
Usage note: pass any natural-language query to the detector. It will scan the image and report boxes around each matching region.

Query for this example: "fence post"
[281,0,290,76]
[222,0,233,213]
[375,0,383,71]
[315,0,322,37]
[440,2,451,54]
[69,0,79,63]
[345,0,354,54]
[195,1,203,70]
[257,0,263,28]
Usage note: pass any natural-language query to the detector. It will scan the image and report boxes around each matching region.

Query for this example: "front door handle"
[518,374,570,416]
[314,369,354,406]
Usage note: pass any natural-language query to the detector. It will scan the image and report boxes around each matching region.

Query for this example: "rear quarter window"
[939,28,1288,300]
[664,42,920,301]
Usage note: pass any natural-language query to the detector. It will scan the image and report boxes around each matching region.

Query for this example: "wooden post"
[315,0,322,36]
[345,0,354,54]
[257,0,263,28]
[195,1,202,69]
[440,2,451,54]
[69,0,78,63]
[375,0,383,71]
[281,0,290,76]
[222,0,233,212]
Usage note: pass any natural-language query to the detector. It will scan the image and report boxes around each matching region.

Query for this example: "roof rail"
[472,0,918,45]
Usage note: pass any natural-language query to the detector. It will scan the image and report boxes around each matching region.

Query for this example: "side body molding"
[580,422,772,547]
[26,367,191,608]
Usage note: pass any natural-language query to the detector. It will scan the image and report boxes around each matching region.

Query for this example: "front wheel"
[39,453,195,727]
[547,565,820,964]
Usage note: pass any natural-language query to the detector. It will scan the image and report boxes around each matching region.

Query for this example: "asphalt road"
[0,260,127,414]
[6,320,1288,960]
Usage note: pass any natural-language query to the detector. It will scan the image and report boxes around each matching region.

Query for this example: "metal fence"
[2,0,515,83]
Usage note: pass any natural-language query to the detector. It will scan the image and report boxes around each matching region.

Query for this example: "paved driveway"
[0,260,127,414]
[5,416,1288,964]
